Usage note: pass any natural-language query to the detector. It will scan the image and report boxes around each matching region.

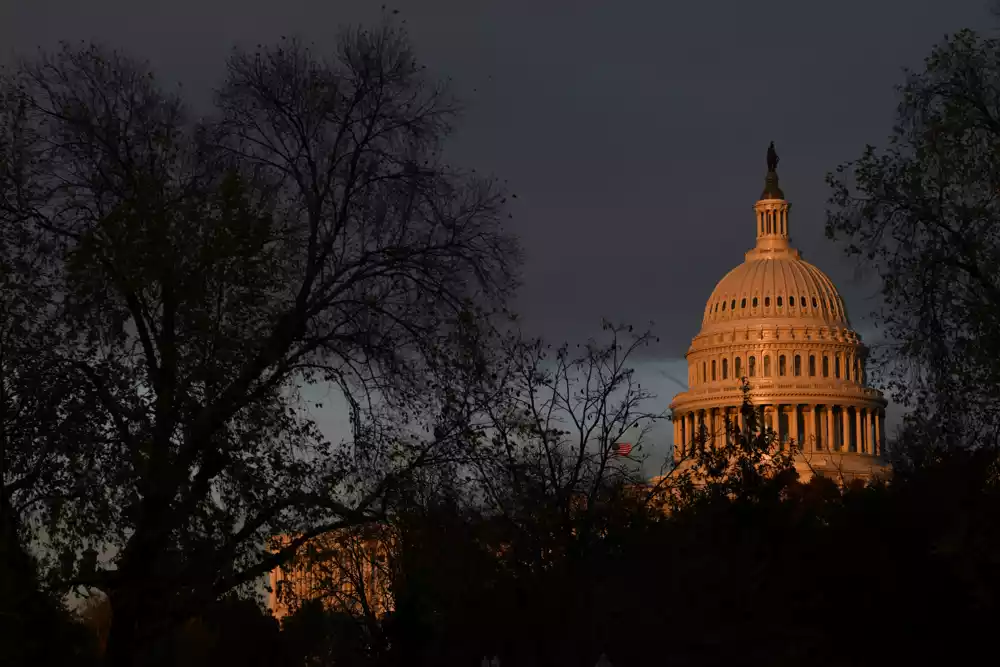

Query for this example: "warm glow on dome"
[702,253,848,332]
[669,144,889,483]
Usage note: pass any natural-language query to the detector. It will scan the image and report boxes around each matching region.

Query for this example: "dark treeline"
[8,422,1000,666]
[4,12,1000,667]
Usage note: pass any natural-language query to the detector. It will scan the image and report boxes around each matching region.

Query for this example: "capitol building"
[668,144,889,483]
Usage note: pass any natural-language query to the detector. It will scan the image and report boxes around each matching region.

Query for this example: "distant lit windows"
[809,355,816,377]
[794,355,801,376]
[779,355,787,376]
[748,355,756,377]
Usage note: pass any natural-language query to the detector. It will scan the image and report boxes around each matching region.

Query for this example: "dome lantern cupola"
[754,142,791,254]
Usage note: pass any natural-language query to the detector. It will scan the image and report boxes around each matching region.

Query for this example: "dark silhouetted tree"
[0,15,518,666]
[826,29,1000,450]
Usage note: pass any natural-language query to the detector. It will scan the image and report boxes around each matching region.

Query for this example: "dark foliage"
[369,446,1000,667]
[827,29,1000,448]
[0,13,519,666]
[0,521,98,666]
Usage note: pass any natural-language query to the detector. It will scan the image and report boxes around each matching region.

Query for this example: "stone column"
[706,409,713,449]
[789,404,799,451]
[692,410,705,451]
[864,408,872,454]
[876,409,884,457]
[774,404,783,444]
[673,417,681,459]
[855,407,864,454]
[680,413,688,457]
[841,406,851,452]
[688,412,696,453]
[801,405,814,453]
[866,409,873,454]
[861,408,872,454]
[824,406,833,452]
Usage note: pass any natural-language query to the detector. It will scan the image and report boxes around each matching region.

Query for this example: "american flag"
[612,442,633,456]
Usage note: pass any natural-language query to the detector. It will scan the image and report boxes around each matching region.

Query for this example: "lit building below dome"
[669,144,888,483]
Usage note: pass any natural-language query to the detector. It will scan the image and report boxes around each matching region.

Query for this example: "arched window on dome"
[777,296,783,308]
[711,360,716,381]
[741,298,746,309]
[822,356,829,377]
[834,354,841,379]
[800,296,807,307]
[752,296,758,308]
[812,297,818,308]
[789,297,795,309]
[748,355,756,377]
[763,355,771,377]
[779,355,787,376]
[734,357,742,378]
[731,299,736,310]
[721,301,726,311]
[722,358,728,380]
[794,355,801,376]
[809,355,816,377]
[765,296,771,308]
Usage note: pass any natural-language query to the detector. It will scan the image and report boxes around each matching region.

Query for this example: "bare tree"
[0,17,519,665]
[457,321,665,565]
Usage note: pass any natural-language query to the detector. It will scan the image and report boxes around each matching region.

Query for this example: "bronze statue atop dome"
[760,142,784,199]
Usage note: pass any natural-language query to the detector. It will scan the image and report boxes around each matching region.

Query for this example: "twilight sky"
[2,0,994,467]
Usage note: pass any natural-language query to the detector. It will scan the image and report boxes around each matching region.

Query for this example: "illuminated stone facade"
[669,145,889,483]
[268,527,395,621]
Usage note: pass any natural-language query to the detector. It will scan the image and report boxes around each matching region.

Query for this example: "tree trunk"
[105,588,149,667]
[104,546,177,667]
